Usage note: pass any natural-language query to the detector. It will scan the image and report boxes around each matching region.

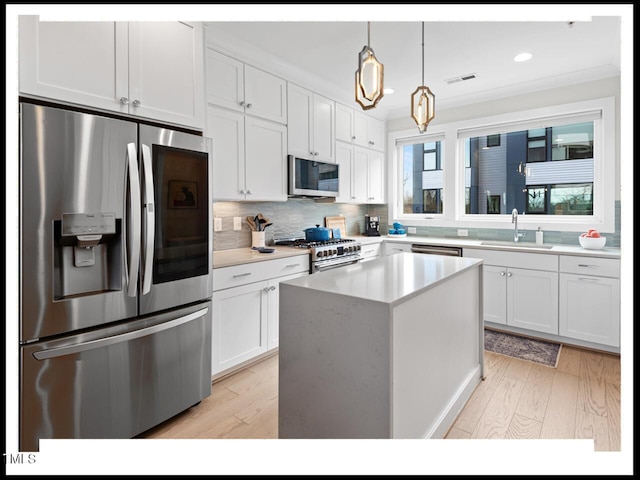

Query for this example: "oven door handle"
[315,258,361,272]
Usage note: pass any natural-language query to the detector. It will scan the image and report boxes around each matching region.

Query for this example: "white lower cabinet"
[212,257,309,377]
[559,256,620,347]
[464,249,559,335]
[359,243,382,263]
[384,242,412,256]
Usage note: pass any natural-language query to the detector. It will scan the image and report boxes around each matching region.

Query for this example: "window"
[463,120,595,216]
[400,138,444,214]
[389,97,615,233]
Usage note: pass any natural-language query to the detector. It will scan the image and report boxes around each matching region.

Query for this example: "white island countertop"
[282,252,482,307]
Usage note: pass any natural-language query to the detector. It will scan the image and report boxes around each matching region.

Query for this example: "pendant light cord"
[367,21,371,48]
[421,22,425,86]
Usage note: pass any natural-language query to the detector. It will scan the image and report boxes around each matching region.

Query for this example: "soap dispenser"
[535,227,544,245]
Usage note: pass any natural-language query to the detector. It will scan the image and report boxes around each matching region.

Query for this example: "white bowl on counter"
[579,235,606,250]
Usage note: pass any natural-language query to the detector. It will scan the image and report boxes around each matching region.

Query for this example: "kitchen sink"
[480,241,554,249]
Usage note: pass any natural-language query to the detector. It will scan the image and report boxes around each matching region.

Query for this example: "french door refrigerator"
[19,101,213,452]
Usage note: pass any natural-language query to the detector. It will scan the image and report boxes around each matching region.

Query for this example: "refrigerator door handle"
[141,144,155,295]
[126,142,142,297]
[32,307,209,360]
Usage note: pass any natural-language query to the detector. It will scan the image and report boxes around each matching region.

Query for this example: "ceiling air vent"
[445,73,477,85]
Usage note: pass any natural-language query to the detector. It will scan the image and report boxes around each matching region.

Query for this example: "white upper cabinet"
[336,103,385,152]
[335,103,355,143]
[206,49,287,124]
[287,83,335,162]
[354,110,385,152]
[207,106,287,202]
[19,17,205,130]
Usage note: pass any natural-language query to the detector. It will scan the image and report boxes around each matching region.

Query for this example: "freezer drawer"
[19,302,212,452]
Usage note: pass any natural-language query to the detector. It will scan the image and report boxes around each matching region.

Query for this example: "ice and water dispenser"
[53,213,122,299]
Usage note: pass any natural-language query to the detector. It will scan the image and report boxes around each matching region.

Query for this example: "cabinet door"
[244,65,287,123]
[206,48,245,112]
[212,281,268,376]
[335,142,354,203]
[287,83,313,158]
[19,17,128,114]
[353,111,384,151]
[352,147,369,203]
[367,150,384,203]
[267,272,309,351]
[335,103,355,143]
[367,116,385,152]
[559,273,620,347]
[207,106,246,200]
[128,21,205,129]
[312,94,335,162]
[244,116,287,201]
[507,268,558,334]
[483,266,508,325]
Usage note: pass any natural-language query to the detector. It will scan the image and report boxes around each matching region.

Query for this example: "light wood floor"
[139,345,621,450]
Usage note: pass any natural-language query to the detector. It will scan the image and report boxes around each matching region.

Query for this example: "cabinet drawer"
[463,248,558,271]
[559,256,620,278]
[361,243,381,259]
[213,255,310,291]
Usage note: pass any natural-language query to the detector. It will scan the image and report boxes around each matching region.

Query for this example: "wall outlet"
[233,217,242,231]
[214,217,222,232]
[458,229,469,237]
[408,227,417,234]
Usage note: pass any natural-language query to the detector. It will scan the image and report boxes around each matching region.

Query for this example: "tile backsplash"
[213,200,620,250]
[213,199,386,250]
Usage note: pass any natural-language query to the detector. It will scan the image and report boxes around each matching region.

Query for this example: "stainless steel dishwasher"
[410,244,463,256]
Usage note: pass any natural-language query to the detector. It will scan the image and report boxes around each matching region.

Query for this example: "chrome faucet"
[511,208,526,242]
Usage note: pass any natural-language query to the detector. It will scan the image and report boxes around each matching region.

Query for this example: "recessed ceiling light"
[514,52,532,63]
[383,88,395,94]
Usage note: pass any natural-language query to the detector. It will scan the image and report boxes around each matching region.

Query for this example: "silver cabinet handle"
[246,190,252,194]
[500,271,506,276]
[239,101,245,107]
[233,272,252,278]
[120,97,130,105]
[141,144,155,295]
[578,264,599,269]
[246,103,252,109]
[351,136,356,140]
[285,264,299,268]
[132,99,141,107]
[125,142,141,297]
[578,277,601,282]
[507,272,513,277]
[263,287,270,293]
[240,189,246,194]
[270,285,276,291]
[33,308,209,360]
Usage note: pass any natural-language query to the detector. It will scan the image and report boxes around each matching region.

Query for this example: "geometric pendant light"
[355,22,384,110]
[410,22,435,132]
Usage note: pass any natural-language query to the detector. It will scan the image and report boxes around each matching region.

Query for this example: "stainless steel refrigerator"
[19,101,213,451]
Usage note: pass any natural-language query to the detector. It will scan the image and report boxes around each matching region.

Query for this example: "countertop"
[281,252,482,307]
[213,246,309,269]
[349,234,621,258]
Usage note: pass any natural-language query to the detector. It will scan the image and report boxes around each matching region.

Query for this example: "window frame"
[388,97,616,233]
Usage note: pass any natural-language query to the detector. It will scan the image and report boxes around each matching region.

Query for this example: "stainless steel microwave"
[288,155,339,197]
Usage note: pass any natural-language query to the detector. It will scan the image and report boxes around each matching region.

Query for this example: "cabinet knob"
[239,101,245,107]
[500,271,506,276]
[351,136,356,141]
[132,99,141,108]
[246,190,252,195]
[507,272,513,277]
[119,97,129,105]
[270,285,276,291]
[246,103,253,109]
[263,287,270,293]
[369,140,374,145]
[240,189,245,194]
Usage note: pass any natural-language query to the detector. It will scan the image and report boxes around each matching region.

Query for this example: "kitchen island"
[278,252,484,439]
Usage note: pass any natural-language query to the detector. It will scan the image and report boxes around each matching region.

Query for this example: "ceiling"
[205,16,621,120]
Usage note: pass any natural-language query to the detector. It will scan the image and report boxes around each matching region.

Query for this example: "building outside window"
[401,139,444,214]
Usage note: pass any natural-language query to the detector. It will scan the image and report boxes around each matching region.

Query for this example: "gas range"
[274,237,362,272]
